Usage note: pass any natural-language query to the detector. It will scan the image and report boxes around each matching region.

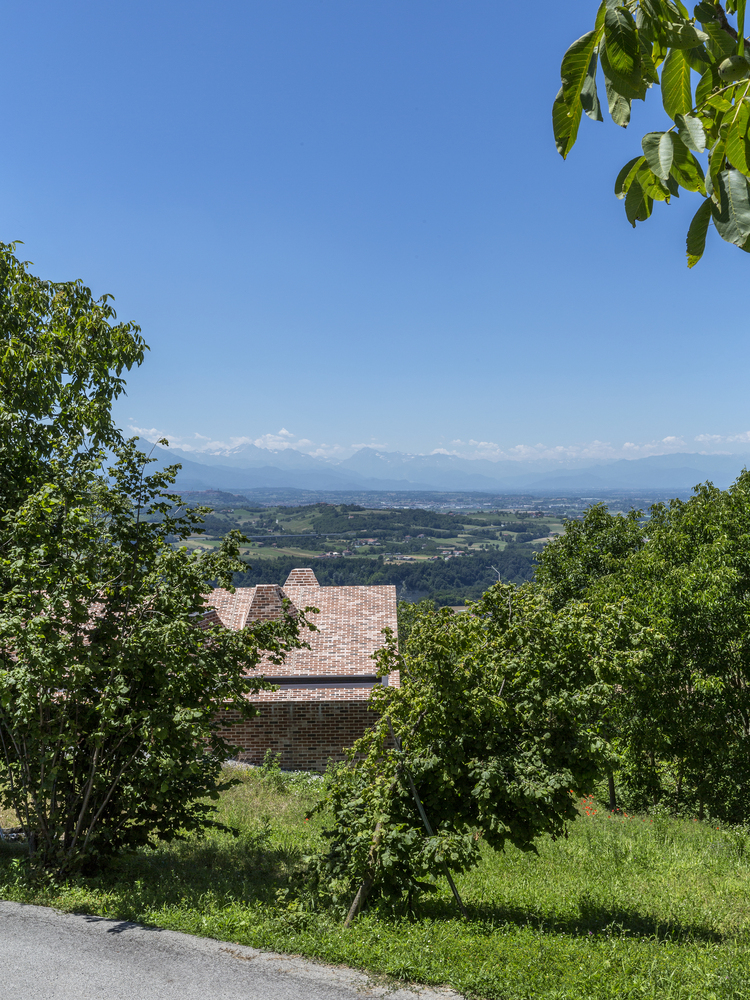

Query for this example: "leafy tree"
[609,477,750,819]
[307,585,653,918]
[554,1,750,264]
[0,441,308,875]
[0,241,146,511]
[537,478,750,821]
[534,503,646,610]
[0,246,310,874]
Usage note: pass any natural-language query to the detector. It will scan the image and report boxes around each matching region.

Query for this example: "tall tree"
[0,247,310,873]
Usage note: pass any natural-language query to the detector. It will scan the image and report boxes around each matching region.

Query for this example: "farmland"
[173,500,568,604]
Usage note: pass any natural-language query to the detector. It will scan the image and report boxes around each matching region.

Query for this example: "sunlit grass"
[1,768,749,999]
[0,804,18,828]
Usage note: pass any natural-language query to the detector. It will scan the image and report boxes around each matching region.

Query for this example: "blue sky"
[4,1,749,464]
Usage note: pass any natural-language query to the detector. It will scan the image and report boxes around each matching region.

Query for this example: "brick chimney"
[245,584,288,623]
[284,568,320,587]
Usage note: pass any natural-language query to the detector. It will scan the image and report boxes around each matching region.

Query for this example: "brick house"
[205,568,398,770]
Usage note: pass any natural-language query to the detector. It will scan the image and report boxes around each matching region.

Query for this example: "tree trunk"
[344,820,384,927]
[344,877,374,928]
[675,762,684,812]
[607,772,617,812]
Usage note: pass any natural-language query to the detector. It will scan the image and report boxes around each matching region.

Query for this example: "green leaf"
[625,179,653,225]
[725,99,750,174]
[694,0,721,23]
[659,132,678,180]
[675,113,707,152]
[685,197,712,266]
[615,155,646,199]
[606,80,632,125]
[710,168,750,245]
[581,51,604,121]
[662,47,693,119]
[684,44,711,72]
[600,37,648,102]
[705,88,735,112]
[652,37,669,68]
[707,133,728,197]
[553,87,582,159]
[637,163,672,201]
[668,0,690,18]
[670,138,707,192]
[700,21,737,60]
[561,30,602,112]
[604,8,641,77]
[662,22,710,48]
[642,131,675,180]
[640,0,666,34]
[636,3,656,41]
[695,63,722,107]
[639,35,661,83]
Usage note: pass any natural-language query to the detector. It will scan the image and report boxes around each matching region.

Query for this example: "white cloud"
[351,442,390,451]
[127,423,750,467]
[128,424,317,454]
[434,436,694,462]
[694,431,750,449]
[251,429,310,451]
[128,424,173,444]
[127,424,389,462]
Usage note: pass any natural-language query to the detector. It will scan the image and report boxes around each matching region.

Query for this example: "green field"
[173,502,562,604]
[2,768,748,999]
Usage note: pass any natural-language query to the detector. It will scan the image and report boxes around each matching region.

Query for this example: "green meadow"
[2,767,748,999]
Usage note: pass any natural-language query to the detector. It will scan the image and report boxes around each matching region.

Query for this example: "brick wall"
[215,701,381,771]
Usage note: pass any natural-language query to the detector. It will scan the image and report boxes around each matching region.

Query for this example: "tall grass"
[1,768,749,999]
[0,803,17,828]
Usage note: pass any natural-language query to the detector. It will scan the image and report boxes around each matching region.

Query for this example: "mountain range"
[151,444,750,494]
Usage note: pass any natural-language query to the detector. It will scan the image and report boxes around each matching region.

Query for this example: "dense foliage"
[313,472,750,916]
[537,477,750,821]
[0,241,145,511]
[0,245,309,874]
[233,547,536,606]
[555,0,750,264]
[308,585,654,916]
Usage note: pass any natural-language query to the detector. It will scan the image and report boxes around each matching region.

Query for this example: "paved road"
[0,901,462,1000]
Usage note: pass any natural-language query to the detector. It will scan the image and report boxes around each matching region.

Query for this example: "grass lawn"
[1,770,749,999]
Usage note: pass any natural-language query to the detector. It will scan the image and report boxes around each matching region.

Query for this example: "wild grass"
[0,803,18,828]
[1,770,749,999]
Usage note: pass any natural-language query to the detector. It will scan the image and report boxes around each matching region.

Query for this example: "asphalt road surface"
[0,901,463,1000]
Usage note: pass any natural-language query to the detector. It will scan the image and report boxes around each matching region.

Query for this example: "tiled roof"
[203,569,398,702]
[206,587,257,631]
[280,584,396,677]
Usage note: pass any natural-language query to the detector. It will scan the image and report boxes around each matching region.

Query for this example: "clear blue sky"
[4,1,748,464]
